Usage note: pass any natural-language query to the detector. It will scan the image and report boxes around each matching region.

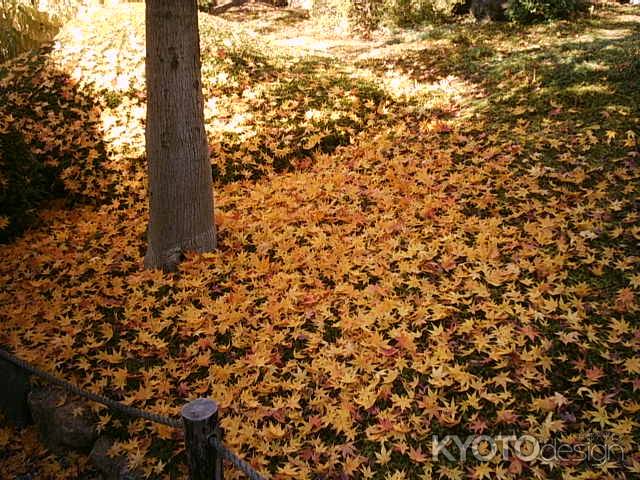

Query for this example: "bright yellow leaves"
[624,357,640,375]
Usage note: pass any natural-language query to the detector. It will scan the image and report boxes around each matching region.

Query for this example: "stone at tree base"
[0,356,32,427]
[90,436,142,480]
[28,386,98,453]
[289,0,313,9]
[471,0,508,20]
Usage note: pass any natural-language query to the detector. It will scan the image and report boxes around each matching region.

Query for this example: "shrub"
[388,0,463,25]
[313,0,585,28]
[313,0,462,30]
[0,129,60,243]
[1,0,57,62]
[349,0,386,30]
[506,0,586,23]
[198,0,217,12]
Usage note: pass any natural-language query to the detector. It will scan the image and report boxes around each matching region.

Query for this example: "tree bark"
[145,0,216,272]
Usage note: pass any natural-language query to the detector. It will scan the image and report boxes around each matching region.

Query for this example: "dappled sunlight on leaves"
[1,2,639,479]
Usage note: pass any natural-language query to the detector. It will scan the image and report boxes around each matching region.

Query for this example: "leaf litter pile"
[1,3,639,479]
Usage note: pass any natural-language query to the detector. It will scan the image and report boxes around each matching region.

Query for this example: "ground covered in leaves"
[1,2,639,479]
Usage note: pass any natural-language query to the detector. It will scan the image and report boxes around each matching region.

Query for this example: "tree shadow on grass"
[205,46,468,182]
[364,11,638,98]
[474,14,640,168]
[354,8,640,154]
[485,19,640,109]
[205,52,395,182]
[215,3,309,33]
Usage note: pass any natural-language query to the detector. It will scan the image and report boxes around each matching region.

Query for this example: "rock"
[0,356,32,427]
[90,437,141,480]
[28,386,98,453]
[471,0,508,20]
[289,0,313,9]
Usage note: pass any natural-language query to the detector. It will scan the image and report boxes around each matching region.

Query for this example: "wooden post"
[0,355,31,427]
[182,398,223,480]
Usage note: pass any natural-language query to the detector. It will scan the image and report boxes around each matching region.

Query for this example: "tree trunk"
[144,0,216,272]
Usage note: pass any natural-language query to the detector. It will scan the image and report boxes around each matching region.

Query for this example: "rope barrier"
[0,347,182,428]
[211,436,267,480]
[0,346,268,480]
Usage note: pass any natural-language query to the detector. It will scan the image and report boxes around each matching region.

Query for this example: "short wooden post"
[182,398,223,480]
[0,355,31,427]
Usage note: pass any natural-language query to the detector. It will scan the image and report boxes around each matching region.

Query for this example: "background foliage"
[0,0,62,62]
[313,0,589,29]
[0,0,146,62]
[314,0,463,30]
[506,0,587,22]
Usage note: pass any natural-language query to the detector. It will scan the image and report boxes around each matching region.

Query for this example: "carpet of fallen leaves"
[1,2,640,479]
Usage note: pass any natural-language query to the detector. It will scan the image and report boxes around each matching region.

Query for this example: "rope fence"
[0,347,266,480]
